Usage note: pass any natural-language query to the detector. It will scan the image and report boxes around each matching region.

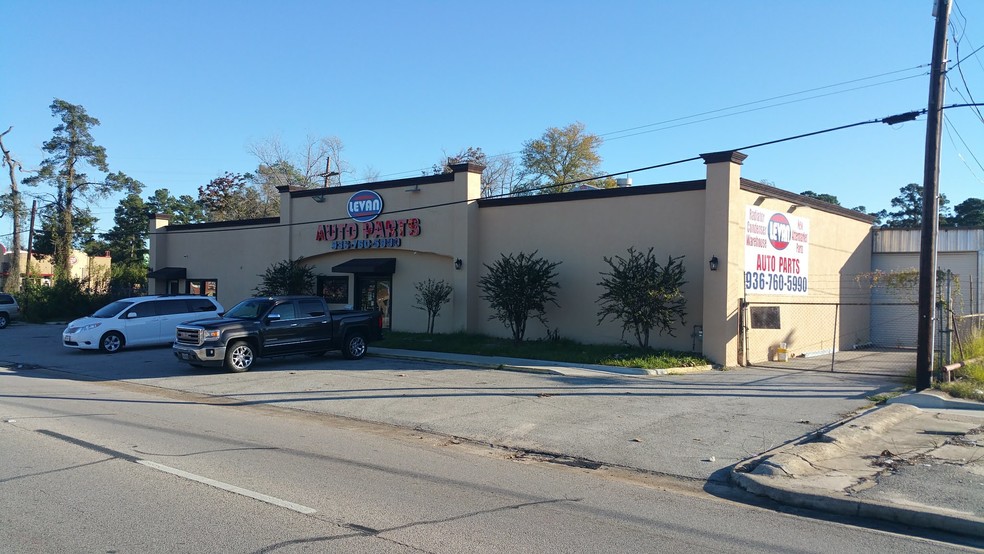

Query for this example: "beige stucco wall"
[147,155,874,367]
[736,187,873,364]
[149,168,482,326]
[149,216,284,303]
[476,186,707,350]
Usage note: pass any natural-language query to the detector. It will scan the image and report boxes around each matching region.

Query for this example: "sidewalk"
[380,348,984,538]
[732,390,984,538]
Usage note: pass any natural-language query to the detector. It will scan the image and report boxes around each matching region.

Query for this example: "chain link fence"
[740,270,971,377]
[741,300,917,376]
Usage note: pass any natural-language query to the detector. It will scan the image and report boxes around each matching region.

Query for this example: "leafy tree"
[597,248,687,348]
[102,193,148,264]
[0,126,25,293]
[952,198,984,227]
[431,146,518,198]
[794,192,889,225]
[254,257,316,296]
[413,278,453,333]
[799,191,840,205]
[198,172,277,222]
[22,100,138,279]
[33,204,101,255]
[884,183,951,228]
[848,205,887,226]
[478,251,561,341]
[519,122,614,194]
[146,188,206,225]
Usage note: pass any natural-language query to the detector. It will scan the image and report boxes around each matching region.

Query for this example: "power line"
[948,11,984,125]
[602,74,925,142]
[598,64,929,139]
[344,65,933,181]
[943,114,984,182]
[148,109,924,238]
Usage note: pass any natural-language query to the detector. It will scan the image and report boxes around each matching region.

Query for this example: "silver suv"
[0,293,20,329]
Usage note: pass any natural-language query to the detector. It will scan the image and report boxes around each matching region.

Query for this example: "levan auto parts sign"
[744,206,809,295]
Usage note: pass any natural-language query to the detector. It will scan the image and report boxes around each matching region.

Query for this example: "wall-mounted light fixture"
[708,256,719,271]
[454,258,463,270]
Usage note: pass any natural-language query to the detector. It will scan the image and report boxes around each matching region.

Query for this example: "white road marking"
[137,459,317,514]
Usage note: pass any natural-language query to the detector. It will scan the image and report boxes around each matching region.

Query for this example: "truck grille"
[175,326,203,346]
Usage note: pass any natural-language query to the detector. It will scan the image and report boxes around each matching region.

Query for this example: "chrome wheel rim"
[231,345,253,369]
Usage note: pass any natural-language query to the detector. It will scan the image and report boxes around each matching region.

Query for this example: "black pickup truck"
[173,295,383,372]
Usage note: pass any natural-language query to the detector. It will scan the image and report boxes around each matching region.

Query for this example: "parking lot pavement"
[0,322,902,483]
[8,322,984,538]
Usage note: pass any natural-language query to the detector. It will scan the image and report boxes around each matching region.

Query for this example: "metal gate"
[740,300,918,377]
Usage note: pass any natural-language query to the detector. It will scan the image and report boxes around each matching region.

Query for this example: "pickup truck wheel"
[342,332,367,360]
[225,341,255,373]
[99,331,124,353]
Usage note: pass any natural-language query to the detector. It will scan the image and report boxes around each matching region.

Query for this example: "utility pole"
[916,0,951,391]
[25,200,36,284]
[321,157,339,188]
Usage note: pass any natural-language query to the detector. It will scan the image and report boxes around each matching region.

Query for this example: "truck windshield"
[224,299,275,320]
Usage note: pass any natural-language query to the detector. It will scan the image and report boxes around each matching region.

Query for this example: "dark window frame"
[318,275,349,304]
[186,279,218,297]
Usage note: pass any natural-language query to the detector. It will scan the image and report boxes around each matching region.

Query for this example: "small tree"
[597,248,687,348]
[254,258,315,296]
[413,278,453,333]
[478,251,561,342]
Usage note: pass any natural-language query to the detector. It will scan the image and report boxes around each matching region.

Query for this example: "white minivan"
[63,295,224,353]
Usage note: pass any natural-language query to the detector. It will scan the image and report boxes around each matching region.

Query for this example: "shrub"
[478,251,561,342]
[597,248,687,348]
[254,258,316,296]
[18,279,112,323]
[413,278,453,334]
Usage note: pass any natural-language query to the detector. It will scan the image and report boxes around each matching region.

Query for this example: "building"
[1,249,111,289]
[148,151,875,368]
[870,227,984,349]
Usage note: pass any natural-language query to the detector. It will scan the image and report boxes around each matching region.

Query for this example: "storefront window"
[318,276,349,304]
[187,279,218,296]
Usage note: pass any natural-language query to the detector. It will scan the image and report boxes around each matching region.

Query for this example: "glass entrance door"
[356,276,391,329]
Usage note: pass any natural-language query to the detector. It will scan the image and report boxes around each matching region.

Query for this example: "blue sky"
[3,1,984,241]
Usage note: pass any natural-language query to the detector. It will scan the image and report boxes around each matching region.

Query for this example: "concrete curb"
[732,471,984,538]
[370,351,566,375]
[370,349,711,378]
[731,403,984,538]
[887,388,984,411]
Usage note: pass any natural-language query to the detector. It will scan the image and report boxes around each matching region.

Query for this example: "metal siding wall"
[869,251,979,347]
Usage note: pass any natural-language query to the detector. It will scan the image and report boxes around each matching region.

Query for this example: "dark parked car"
[173,295,383,372]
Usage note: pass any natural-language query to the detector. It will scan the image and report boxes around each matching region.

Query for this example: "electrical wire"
[948,9,984,125]
[943,114,984,182]
[146,110,921,237]
[373,65,931,180]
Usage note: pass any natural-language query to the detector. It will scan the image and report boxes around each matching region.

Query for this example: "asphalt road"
[1,360,973,553]
[0,323,904,482]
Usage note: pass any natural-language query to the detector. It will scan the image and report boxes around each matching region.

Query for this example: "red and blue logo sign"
[347,190,383,222]
[767,213,791,250]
